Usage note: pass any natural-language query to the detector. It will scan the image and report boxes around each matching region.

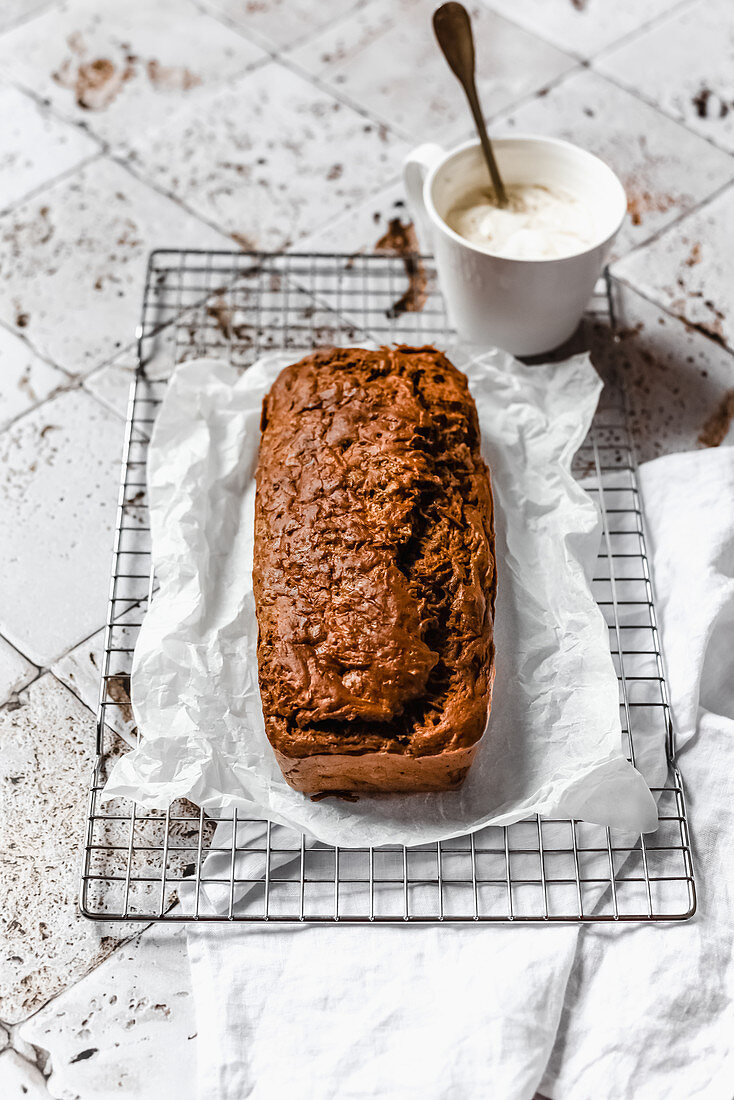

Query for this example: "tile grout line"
[1,656,159,1036]
[589,0,701,65]
[0,628,39,662]
[610,270,734,362]
[81,373,138,426]
[485,53,734,173]
[52,588,146,683]
[7,919,158,1091]
[0,60,421,413]
[0,8,726,584]
[1,1026,53,1093]
[189,0,368,59]
[482,61,585,128]
[0,631,41,707]
[0,0,576,159]
[109,148,258,247]
[0,0,60,39]
[479,0,734,166]
[0,0,273,141]
[0,310,78,377]
[0,149,104,221]
[483,0,700,68]
[274,54,418,145]
[0,372,85,438]
[277,21,583,147]
[295,170,402,250]
[610,173,734,272]
[586,62,734,162]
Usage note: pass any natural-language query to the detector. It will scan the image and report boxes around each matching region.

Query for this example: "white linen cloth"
[539,445,734,1100]
[188,444,734,1100]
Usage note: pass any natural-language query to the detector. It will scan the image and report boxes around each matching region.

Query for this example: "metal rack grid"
[80,250,695,923]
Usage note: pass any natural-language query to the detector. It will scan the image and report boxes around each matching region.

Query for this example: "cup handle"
[403,143,445,252]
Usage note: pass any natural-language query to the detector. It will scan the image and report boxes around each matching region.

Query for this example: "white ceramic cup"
[403,136,627,356]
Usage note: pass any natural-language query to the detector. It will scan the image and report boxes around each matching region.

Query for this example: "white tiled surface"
[0,1049,51,1099]
[300,178,413,252]
[126,61,410,249]
[0,636,37,706]
[0,0,267,152]
[0,387,122,666]
[0,674,128,1025]
[19,926,196,1100]
[198,0,364,51]
[0,158,231,376]
[0,0,732,1095]
[0,0,53,34]
[597,0,734,155]
[0,83,98,212]
[289,0,575,141]
[0,325,69,429]
[614,185,734,355]
[593,282,734,461]
[53,609,141,744]
[483,0,691,58]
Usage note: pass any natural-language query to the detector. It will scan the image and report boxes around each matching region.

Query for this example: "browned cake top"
[253,345,495,758]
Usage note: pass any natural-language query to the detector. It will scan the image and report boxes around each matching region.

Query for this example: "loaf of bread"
[253,346,496,795]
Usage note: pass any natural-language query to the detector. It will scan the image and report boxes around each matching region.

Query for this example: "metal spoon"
[433,2,508,207]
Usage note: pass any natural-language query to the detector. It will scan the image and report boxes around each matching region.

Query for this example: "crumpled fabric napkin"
[187,444,733,1100]
[539,444,734,1100]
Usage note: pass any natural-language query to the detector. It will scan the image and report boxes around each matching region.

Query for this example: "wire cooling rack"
[80,250,695,923]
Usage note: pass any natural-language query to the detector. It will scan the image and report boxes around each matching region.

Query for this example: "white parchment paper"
[103,348,657,845]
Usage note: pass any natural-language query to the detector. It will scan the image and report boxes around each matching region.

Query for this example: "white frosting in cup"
[446,182,597,260]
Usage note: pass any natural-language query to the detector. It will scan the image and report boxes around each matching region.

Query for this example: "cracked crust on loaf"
[253,345,496,794]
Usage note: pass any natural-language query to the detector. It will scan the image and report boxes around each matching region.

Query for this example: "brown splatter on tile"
[679,296,728,348]
[374,217,427,318]
[52,35,203,112]
[231,231,256,251]
[106,673,133,725]
[691,85,730,120]
[699,390,734,447]
[685,317,727,347]
[54,54,135,111]
[146,60,201,93]
[692,86,712,118]
[67,31,86,56]
[17,368,36,401]
[685,242,702,267]
[206,297,233,340]
[0,676,128,1023]
[626,189,676,227]
[69,1047,98,1064]
[615,321,644,341]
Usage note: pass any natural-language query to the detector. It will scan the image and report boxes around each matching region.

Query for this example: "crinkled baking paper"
[103,347,658,845]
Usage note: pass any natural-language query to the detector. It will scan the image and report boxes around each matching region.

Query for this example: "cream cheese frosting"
[446,182,596,260]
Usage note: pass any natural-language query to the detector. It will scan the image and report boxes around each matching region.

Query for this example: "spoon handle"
[463,80,508,207]
[433,2,508,207]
